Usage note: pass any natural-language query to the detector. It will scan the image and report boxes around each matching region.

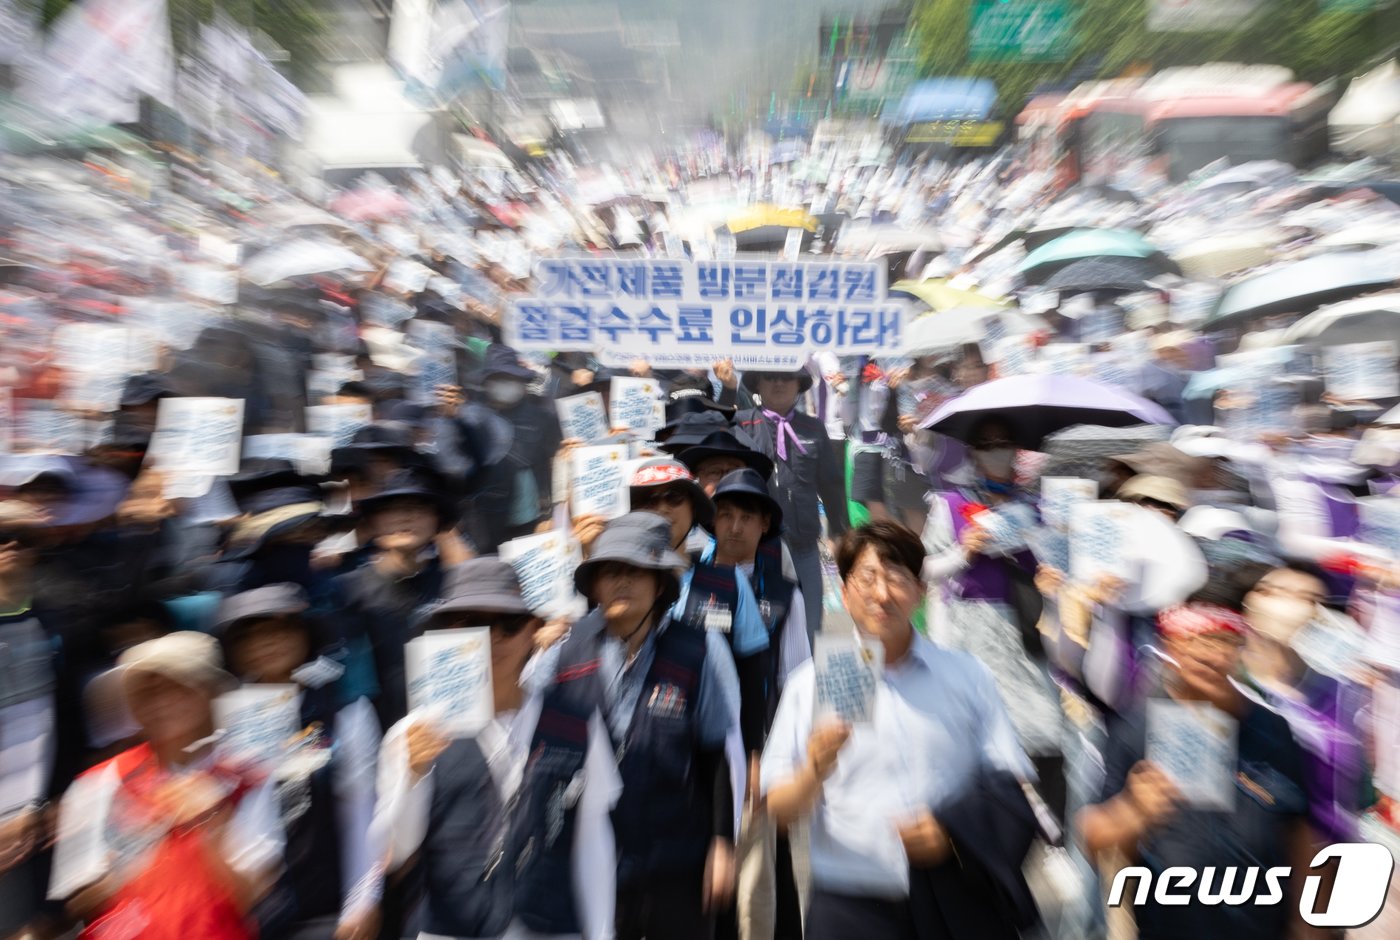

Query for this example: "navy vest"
[423,737,514,938]
[509,627,601,936]
[609,618,714,888]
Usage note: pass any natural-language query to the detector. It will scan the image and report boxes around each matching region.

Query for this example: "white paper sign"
[1373,679,1400,797]
[305,404,373,449]
[556,392,609,444]
[499,532,586,620]
[1324,342,1398,401]
[147,398,245,476]
[243,433,334,476]
[0,388,11,454]
[971,502,1037,556]
[214,685,301,767]
[814,633,883,725]
[609,377,662,435]
[179,264,239,305]
[1069,501,1137,583]
[991,334,1036,376]
[569,444,630,520]
[12,400,87,455]
[782,227,805,261]
[384,259,434,295]
[1358,498,1400,561]
[405,628,494,738]
[1145,699,1238,810]
[1040,478,1099,530]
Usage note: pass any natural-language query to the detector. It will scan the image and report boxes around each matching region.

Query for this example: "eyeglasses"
[847,564,919,594]
[970,440,1015,451]
[634,488,689,509]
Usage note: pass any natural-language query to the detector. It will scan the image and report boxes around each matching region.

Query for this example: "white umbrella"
[901,306,1040,357]
[1279,291,1400,347]
[243,238,373,287]
[1172,232,1276,278]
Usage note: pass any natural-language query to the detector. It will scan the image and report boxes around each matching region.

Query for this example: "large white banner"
[506,258,907,369]
[22,0,174,124]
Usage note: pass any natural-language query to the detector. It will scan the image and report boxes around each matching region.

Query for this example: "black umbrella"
[1043,257,1156,295]
[1021,250,1178,288]
[724,226,816,252]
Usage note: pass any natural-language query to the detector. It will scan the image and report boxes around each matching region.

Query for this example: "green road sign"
[969,0,1076,63]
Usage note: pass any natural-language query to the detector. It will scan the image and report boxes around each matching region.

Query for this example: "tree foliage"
[39,0,327,88]
[911,0,1397,110]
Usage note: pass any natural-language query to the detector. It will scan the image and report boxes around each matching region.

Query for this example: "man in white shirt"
[369,557,621,940]
[761,522,1039,940]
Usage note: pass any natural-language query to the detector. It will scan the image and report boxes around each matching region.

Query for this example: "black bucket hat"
[741,367,813,395]
[213,582,310,636]
[479,342,535,382]
[658,410,732,450]
[358,466,454,525]
[223,459,329,561]
[573,512,686,609]
[677,429,775,481]
[707,468,782,539]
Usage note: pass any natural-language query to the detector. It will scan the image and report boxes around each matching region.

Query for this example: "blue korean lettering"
[616,262,648,299]
[733,262,768,300]
[596,306,635,342]
[842,267,879,302]
[768,307,805,346]
[730,307,768,345]
[650,262,684,299]
[515,302,552,342]
[697,263,732,299]
[770,265,804,301]
[557,304,593,343]
[802,307,836,346]
[538,261,573,298]
[876,307,901,347]
[676,305,714,343]
[807,265,842,301]
[636,307,674,342]
[577,263,612,297]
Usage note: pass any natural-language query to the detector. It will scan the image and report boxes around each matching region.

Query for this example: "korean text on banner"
[404,628,494,738]
[505,258,905,370]
[569,444,630,520]
[555,392,609,444]
[147,397,245,477]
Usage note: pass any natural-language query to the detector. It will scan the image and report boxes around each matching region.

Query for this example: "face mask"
[1244,593,1316,642]
[485,379,526,405]
[975,447,1016,480]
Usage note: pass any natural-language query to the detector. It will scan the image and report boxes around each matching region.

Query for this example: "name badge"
[646,682,687,719]
[702,595,732,634]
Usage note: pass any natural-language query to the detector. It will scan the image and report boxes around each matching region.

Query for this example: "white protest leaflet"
[814,633,882,725]
[178,264,239,305]
[782,228,804,261]
[506,258,903,370]
[1040,478,1099,530]
[0,388,11,453]
[1069,501,1137,584]
[11,400,86,455]
[1039,344,1090,377]
[383,259,435,295]
[305,404,373,449]
[199,232,242,266]
[1027,526,1071,575]
[499,531,586,620]
[405,628,494,738]
[1091,353,1140,392]
[1359,497,1400,560]
[609,377,662,435]
[991,334,1036,377]
[971,502,1037,556]
[147,398,245,477]
[569,444,630,520]
[1290,617,1368,682]
[1325,341,1398,402]
[1145,698,1238,811]
[213,685,301,768]
[243,434,334,477]
[556,392,609,444]
[414,348,458,406]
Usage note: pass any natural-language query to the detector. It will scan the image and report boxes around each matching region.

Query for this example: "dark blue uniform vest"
[422,737,514,938]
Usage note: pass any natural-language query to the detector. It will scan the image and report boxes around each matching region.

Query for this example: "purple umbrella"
[919,374,1177,451]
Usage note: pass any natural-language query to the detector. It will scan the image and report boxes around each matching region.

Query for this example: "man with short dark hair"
[761,522,1038,940]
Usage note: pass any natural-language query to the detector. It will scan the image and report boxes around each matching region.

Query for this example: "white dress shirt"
[760,630,1032,899]
[370,699,622,940]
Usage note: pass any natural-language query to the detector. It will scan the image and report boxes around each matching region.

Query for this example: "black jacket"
[734,407,849,546]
